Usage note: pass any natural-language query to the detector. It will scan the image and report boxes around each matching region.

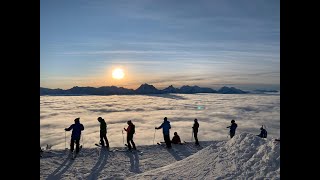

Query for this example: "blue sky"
[40,0,279,90]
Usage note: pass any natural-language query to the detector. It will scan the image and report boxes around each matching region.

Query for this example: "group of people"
[64,117,136,155]
[226,119,267,139]
[155,117,199,148]
[62,117,267,154]
[154,117,200,148]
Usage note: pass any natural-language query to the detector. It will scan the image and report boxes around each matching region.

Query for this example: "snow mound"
[127,133,280,180]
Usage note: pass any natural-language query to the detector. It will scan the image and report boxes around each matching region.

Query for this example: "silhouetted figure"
[98,117,109,148]
[65,118,84,154]
[46,144,52,150]
[155,117,172,148]
[192,119,199,145]
[257,126,267,138]
[40,147,43,157]
[227,119,237,138]
[171,132,182,144]
[124,120,136,151]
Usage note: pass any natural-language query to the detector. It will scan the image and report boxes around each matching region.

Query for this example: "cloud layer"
[40,93,280,149]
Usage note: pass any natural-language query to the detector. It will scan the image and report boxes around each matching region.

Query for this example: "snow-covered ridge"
[40,133,280,179]
[128,133,280,179]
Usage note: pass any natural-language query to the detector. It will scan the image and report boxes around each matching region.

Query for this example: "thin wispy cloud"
[41,0,279,90]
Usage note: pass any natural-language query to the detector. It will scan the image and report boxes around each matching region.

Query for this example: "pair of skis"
[124,144,143,155]
[94,143,131,152]
[70,145,83,160]
[157,141,201,146]
[95,143,143,154]
[94,144,112,152]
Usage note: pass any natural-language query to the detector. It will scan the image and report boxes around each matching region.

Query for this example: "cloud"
[40,93,280,149]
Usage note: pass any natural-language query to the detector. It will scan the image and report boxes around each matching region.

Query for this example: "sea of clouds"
[40,93,280,149]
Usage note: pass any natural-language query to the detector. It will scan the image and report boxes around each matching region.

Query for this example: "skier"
[64,117,84,154]
[124,120,136,151]
[98,117,109,149]
[171,132,182,144]
[257,126,267,138]
[192,118,199,145]
[155,117,172,148]
[226,119,237,138]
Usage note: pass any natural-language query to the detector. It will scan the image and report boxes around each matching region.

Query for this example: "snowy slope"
[40,133,280,179]
[128,133,280,180]
[40,141,213,179]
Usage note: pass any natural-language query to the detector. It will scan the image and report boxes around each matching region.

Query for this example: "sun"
[112,68,125,79]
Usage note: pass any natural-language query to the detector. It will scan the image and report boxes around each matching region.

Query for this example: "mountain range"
[40,83,254,96]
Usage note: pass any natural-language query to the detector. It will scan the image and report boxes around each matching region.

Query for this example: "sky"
[40,0,280,90]
[40,93,280,149]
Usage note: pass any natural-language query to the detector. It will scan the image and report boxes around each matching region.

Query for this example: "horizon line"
[40,83,279,91]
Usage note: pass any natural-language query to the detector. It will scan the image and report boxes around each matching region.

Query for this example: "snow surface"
[40,133,279,179]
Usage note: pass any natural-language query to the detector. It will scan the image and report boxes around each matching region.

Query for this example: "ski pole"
[65,130,66,150]
[82,134,84,148]
[153,129,156,145]
[122,130,124,145]
[191,129,193,142]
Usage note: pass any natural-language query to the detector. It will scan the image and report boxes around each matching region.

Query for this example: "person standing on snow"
[155,117,172,148]
[98,117,109,149]
[124,120,136,151]
[64,117,84,154]
[192,118,200,145]
[226,119,237,138]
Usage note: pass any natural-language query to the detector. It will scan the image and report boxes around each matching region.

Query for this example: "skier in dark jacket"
[65,117,84,154]
[257,126,267,138]
[98,117,109,148]
[226,119,237,138]
[124,120,136,151]
[192,119,199,145]
[171,132,182,144]
[155,117,172,148]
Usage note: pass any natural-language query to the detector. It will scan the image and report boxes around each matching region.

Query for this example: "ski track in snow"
[41,133,280,180]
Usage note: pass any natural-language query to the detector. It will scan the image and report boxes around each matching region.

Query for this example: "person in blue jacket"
[226,119,237,138]
[65,117,84,154]
[155,117,172,148]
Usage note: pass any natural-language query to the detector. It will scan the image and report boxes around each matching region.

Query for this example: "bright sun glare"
[112,68,125,79]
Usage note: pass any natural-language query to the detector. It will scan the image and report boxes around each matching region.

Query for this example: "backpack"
[262,125,267,138]
[131,125,135,134]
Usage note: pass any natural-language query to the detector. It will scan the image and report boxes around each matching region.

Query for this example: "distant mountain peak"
[163,85,179,93]
[217,86,247,94]
[135,83,161,94]
[40,84,249,96]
